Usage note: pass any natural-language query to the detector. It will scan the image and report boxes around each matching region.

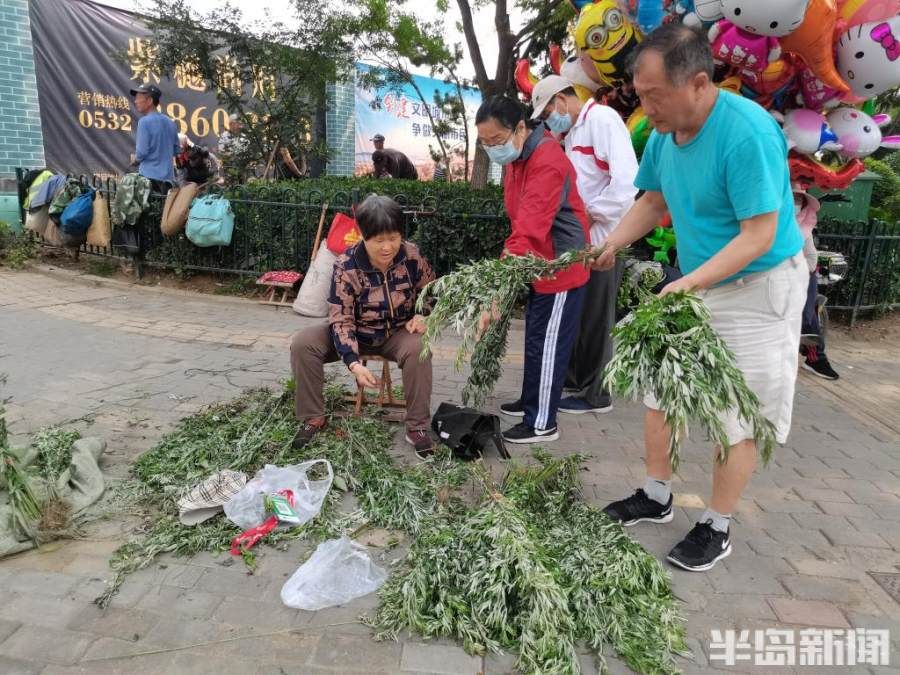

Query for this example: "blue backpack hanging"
[59,187,96,235]
[186,195,234,247]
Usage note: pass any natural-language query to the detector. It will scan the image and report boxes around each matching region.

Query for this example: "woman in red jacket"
[475,95,591,444]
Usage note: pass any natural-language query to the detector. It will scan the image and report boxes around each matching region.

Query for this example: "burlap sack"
[86,194,111,248]
[43,218,64,246]
[161,183,198,235]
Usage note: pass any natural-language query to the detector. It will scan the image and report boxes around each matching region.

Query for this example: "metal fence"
[14,169,900,322]
[16,170,508,279]
[817,218,900,324]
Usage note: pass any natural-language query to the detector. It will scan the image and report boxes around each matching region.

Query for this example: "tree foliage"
[139,0,354,173]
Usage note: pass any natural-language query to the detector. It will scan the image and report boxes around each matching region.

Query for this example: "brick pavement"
[1,266,899,674]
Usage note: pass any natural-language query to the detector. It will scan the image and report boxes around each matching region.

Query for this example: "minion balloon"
[572,0,643,88]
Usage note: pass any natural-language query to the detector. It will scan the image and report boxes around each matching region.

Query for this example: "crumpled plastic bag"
[223,460,332,530]
[280,536,388,610]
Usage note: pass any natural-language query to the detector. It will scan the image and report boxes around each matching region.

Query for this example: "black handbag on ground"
[431,402,510,461]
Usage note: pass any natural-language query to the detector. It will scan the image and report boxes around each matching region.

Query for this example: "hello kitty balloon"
[719,0,811,37]
[826,107,900,159]
[708,0,811,72]
[836,16,900,97]
[797,66,844,111]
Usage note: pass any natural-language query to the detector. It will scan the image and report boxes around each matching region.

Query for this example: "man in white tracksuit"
[529,75,639,414]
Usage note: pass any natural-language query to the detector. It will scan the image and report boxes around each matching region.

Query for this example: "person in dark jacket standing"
[372,149,419,180]
[475,96,591,444]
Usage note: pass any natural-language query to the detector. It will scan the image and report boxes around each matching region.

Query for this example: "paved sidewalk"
[1,266,899,674]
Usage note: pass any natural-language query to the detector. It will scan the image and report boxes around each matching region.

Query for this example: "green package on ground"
[268,494,301,524]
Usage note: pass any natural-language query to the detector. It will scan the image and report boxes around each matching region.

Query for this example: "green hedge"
[864,158,900,223]
[216,177,510,277]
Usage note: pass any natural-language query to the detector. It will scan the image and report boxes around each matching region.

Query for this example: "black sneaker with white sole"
[499,400,525,417]
[802,348,839,380]
[666,520,731,572]
[602,489,673,526]
[502,422,558,444]
[557,396,613,415]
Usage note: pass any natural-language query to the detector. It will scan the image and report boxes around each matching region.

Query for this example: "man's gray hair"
[628,23,714,86]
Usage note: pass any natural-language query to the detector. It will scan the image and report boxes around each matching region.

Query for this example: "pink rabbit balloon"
[826,107,900,159]
[773,108,843,155]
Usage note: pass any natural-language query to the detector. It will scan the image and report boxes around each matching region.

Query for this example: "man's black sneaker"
[558,396,613,414]
[499,400,525,418]
[603,489,674,526]
[291,419,326,449]
[502,422,559,444]
[666,520,731,572]
[406,429,436,460]
[802,348,839,380]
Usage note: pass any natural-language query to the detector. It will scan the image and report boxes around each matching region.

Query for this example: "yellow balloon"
[574,0,642,88]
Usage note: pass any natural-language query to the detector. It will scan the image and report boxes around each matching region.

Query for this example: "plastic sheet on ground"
[280,536,388,611]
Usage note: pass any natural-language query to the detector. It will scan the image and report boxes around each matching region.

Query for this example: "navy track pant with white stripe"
[521,286,586,431]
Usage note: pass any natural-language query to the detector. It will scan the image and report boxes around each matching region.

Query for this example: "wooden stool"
[256,270,303,307]
[342,355,407,422]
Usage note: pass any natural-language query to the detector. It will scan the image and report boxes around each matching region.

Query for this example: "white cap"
[530,75,573,120]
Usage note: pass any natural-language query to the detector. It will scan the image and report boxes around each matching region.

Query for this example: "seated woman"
[289,195,436,457]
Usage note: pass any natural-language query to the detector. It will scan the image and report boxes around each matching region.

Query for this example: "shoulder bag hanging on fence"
[186,195,234,247]
[161,182,200,236]
[86,192,111,248]
[49,178,83,220]
[59,188,96,236]
[430,402,510,461]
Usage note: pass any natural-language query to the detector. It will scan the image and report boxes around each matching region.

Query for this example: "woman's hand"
[477,301,501,335]
[406,314,427,334]
[592,242,619,271]
[350,362,379,388]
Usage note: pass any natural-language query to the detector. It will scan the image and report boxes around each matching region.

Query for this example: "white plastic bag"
[223,460,333,530]
[280,536,388,610]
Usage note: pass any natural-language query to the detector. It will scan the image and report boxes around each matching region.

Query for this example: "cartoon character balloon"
[797,66,845,111]
[826,107,900,159]
[773,109,843,154]
[836,16,900,98]
[708,0,812,73]
[573,0,643,87]
[780,0,850,94]
[678,0,726,27]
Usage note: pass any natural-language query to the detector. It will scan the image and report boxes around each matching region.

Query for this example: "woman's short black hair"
[355,194,404,240]
[475,95,527,130]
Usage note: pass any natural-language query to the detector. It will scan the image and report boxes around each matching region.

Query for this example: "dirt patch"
[830,312,900,344]
[37,248,263,299]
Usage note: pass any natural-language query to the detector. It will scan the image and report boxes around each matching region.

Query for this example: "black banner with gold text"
[30,0,263,174]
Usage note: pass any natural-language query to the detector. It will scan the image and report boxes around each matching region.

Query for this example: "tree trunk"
[470,144,490,189]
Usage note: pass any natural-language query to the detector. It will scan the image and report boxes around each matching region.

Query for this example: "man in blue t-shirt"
[595,24,807,572]
[130,83,179,193]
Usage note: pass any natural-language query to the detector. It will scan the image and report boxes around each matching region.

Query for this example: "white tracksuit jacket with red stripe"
[563,101,639,246]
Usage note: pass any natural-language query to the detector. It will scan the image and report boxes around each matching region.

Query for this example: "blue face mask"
[546,111,573,134]
[483,134,521,166]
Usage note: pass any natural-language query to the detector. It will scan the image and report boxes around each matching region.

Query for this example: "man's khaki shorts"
[644,252,808,448]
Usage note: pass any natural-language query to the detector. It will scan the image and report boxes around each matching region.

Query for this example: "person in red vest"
[475,95,591,444]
